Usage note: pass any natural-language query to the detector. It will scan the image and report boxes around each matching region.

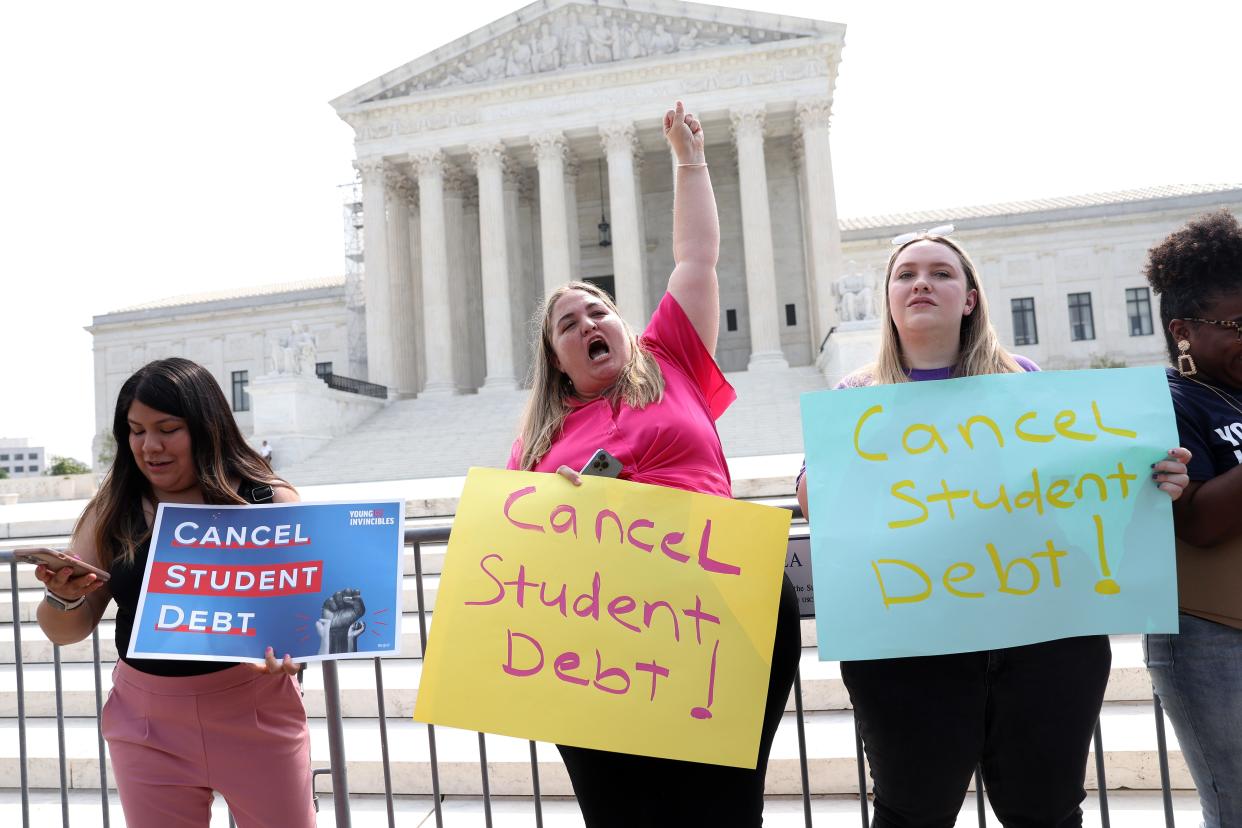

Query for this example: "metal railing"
[1,524,1187,827]
[319,372,388,399]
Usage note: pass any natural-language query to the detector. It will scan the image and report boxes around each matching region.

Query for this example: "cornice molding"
[343,43,836,143]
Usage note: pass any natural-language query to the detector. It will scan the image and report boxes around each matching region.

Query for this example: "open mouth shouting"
[587,335,611,362]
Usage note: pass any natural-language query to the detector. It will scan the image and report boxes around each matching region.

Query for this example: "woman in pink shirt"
[507,102,800,826]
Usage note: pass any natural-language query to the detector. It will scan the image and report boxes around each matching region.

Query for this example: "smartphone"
[14,548,111,582]
[580,449,623,479]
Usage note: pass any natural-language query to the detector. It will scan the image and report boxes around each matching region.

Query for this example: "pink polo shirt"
[507,292,736,498]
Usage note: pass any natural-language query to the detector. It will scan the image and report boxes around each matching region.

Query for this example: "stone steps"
[0,510,1202,818]
[279,366,828,485]
[0,789,1206,828]
[0,635,1158,718]
[0,701,1193,797]
[281,390,529,485]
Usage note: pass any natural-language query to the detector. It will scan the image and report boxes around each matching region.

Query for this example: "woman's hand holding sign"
[1153,447,1191,499]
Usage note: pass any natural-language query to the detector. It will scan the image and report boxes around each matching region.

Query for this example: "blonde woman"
[506,102,800,826]
[796,230,1190,827]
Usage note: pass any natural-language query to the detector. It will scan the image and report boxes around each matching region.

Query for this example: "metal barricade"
[0,530,1189,827]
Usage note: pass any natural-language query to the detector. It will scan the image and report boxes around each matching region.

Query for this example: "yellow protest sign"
[414,467,791,768]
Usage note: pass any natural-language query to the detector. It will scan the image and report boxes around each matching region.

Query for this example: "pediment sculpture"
[366,6,802,101]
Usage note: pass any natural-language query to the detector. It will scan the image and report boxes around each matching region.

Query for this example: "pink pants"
[102,660,315,828]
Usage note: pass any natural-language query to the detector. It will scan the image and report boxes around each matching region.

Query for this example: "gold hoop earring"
[1177,340,1197,377]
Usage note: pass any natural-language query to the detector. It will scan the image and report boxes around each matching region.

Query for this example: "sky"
[1,0,1239,464]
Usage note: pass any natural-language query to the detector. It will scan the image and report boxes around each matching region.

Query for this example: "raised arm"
[664,101,721,355]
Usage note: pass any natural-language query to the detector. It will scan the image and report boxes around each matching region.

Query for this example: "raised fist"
[663,100,704,164]
[316,588,366,655]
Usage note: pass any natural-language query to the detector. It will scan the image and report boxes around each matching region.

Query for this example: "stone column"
[405,195,426,391]
[356,158,397,387]
[470,141,518,390]
[601,122,648,326]
[565,156,582,278]
[507,167,535,383]
[409,150,456,395]
[384,170,420,398]
[796,98,844,349]
[731,106,788,369]
[444,166,479,392]
[531,131,573,295]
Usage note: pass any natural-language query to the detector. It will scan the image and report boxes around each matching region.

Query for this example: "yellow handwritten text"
[855,400,1138,462]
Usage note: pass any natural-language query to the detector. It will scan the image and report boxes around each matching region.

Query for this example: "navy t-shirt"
[1166,368,1242,481]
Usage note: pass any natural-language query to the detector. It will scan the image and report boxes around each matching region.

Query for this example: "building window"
[1011,297,1038,346]
[785,304,797,326]
[1126,287,1154,336]
[1068,292,1095,341]
[0,454,8,461]
[13,466,22,473]
[315,361,333,378]
[725,309,738,332]
[231,370,250,412]
[583,275,616,301]
[13,453,22,460]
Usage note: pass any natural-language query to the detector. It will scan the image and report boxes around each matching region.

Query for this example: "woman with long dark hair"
[797,230,1191,826]
[34,357,314,828]
[1143,209,1242,828]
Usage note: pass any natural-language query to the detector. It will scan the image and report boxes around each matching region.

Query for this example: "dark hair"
[1145,209,1242,361]
[81,358,284,566]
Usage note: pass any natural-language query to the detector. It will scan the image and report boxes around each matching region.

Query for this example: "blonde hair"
[516,282,665,470]
[856,234,1022,386]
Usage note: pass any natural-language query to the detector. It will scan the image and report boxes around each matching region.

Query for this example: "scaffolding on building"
[339,177,368,378]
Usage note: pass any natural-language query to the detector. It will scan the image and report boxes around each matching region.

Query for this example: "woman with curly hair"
[1143,209,1242,828]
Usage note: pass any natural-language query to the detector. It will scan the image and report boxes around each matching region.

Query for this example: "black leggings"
[558,574,802,827]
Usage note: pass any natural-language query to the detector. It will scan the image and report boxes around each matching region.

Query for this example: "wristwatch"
[44,590,86,611]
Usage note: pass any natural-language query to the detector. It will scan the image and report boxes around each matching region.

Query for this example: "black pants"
[842,635,1112,828]
[558,574,802,827]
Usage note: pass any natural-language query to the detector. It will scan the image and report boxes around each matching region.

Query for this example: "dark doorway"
[583,275,616,301]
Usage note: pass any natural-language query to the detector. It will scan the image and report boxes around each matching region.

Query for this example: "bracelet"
[677,162,708,168]
[44,589,86,612]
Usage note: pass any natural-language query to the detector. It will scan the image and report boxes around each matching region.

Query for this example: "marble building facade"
[331,0,848,391]
[85,0,1242,469]
[87,278,351,462]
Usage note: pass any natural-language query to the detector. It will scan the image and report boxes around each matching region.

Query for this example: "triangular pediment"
[331,0,842,110]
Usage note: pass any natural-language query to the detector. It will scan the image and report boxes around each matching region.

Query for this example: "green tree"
[0,469,8,480]
[46,456,91,476]
[1089,354,1128,369]
[96,432,117,469]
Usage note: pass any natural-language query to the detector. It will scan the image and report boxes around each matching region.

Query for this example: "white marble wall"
[89,289,349,467]
[836,198,1242,374]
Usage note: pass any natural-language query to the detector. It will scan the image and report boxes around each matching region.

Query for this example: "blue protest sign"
[801,367,1180,661]
[129,500,405,663]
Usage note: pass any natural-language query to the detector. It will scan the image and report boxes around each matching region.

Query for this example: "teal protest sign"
[801,366,1179,661]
